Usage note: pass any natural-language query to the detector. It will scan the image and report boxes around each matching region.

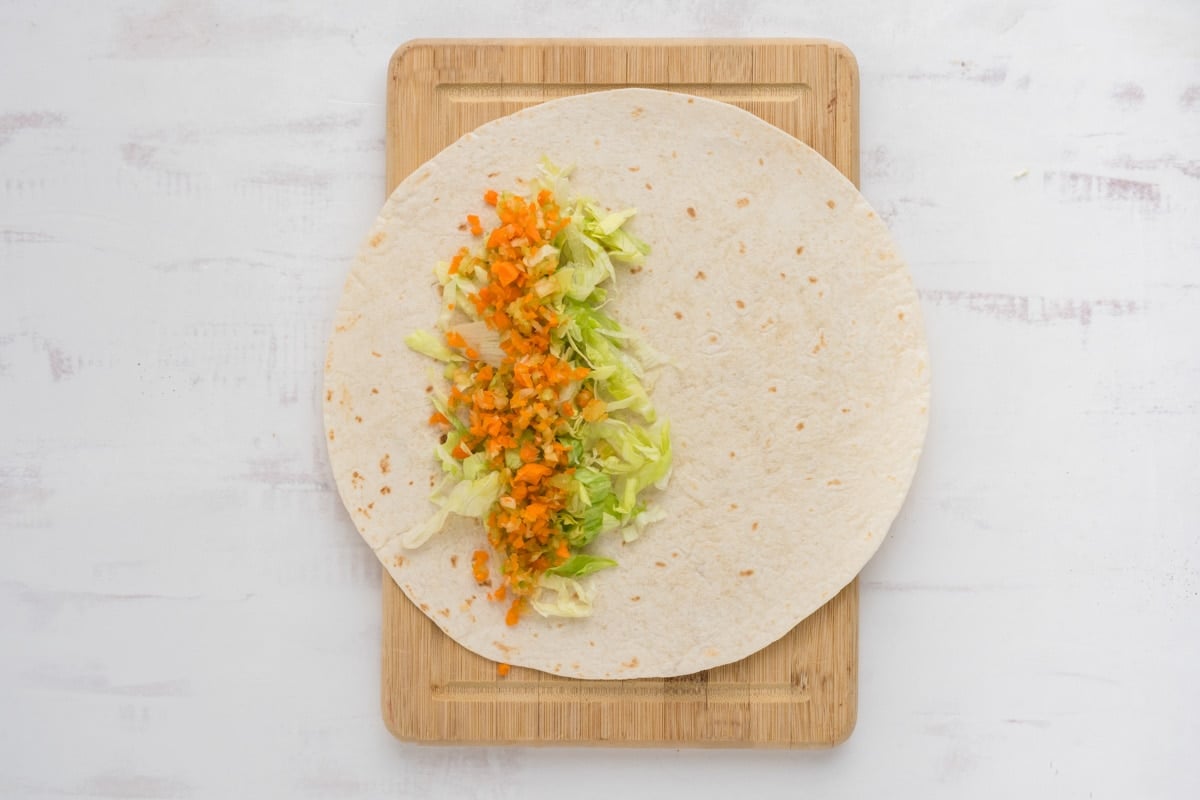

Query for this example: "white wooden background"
[2,1,1197,797]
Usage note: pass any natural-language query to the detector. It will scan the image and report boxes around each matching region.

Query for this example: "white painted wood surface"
[2,1,1197,797]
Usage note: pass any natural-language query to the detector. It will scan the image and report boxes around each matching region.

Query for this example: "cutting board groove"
[382,38,859,747]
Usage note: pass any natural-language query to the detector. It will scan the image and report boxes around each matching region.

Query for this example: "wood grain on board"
[382,39,860,747]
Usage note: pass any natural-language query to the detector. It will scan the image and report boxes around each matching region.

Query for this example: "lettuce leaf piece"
[400,471,502,549]
[530,573,593,618]
[546,554,618,578]
[404,329,460,363]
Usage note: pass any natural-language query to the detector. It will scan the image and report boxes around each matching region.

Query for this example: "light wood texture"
[381,39,861,747]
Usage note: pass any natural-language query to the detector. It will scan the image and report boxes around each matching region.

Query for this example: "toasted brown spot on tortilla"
[796,246,805,255]
[631,106,644,118]
[370,387,379,395]
[708,334,718,343]
[628,166,640,172]
[644,182,652,190]
[687,98,694,103]
[325,389,332,402]
[393,555,406,567]
[487,171,500,178]
[736,299,745,309]
[655,561,667,567]
[795,422,805,431]
[818,290,824,298]
[827,479,842,486]
[594,138,600,147]
[768,386,777,393]
[827,199,836,208]
[380,485,391,495]
[493,641,514,654]
[808,275,818,283]
[758,157,764,165]
[335,314,361,332]
[450,555,458,567]
[630,266,643,274]
[674,311,683,319]
[379,454,390,474]
[780,272,787,279]
[419,603,429,611]
[729,451,736,458]
[369,231,385,247]
[354,415,363,423]
[736,197,749,208]
[696,270,706,280]
[351,471,364,488]
[841,408,850,413]
[460,598,474,612]
[457,222,467,231]
[671,150,677,158]
[898,311,906,320]
[729,503,738,510]
[671,552,679,558]
[366,502,374,510]
[752,522,759,531]
[370,351,382,358]
[738,241,746,254]
[623,657,639,668]
[355,506,370,518]
[589,641,595,647]
[630,595,641,602]
[739,569,754,577]
[437,607,450,617]
[686,206,696,218]
[328,429,335,441]
[424,385,432,393]
[812,331,827,354]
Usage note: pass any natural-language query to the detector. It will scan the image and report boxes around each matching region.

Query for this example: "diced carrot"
[428,412,450,426]
[497,662,510,677]
[493,260,521,286]
[445,330,467,348]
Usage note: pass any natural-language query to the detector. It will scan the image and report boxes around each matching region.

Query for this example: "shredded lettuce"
[404,330,460,363]
[400,471,502,549]
[530,573,594,618]
[546,554,618,578]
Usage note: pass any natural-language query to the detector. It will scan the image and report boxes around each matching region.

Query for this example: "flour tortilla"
[324,89,929,679]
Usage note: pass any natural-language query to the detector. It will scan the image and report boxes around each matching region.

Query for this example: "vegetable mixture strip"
[405,163,672,627]
[433,188,586,624]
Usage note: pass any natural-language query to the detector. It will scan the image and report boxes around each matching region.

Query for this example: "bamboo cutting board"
[381,39,860,747]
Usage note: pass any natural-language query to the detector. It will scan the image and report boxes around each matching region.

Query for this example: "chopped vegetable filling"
[404,161,671,624]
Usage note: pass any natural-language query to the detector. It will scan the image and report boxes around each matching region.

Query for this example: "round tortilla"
[324,89,929,679]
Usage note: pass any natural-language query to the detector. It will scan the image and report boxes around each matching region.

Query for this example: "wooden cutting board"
[381,38,860,747]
